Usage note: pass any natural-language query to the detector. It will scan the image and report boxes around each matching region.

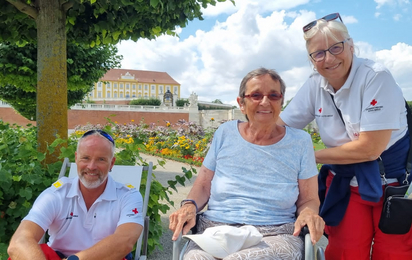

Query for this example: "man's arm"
[8,220,47,260]
[73,223,143,260]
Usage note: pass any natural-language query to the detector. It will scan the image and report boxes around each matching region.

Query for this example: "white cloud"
[393,13,402,20]
[374,0,411,9]
[357,41,412,99]
[341,15,358,24]
[117,8,412,105]
[201,0,310,17]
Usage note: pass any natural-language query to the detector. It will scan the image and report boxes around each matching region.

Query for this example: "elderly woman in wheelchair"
[169,68,325,260]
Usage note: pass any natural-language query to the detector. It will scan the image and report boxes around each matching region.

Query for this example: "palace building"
[88,69,181,104]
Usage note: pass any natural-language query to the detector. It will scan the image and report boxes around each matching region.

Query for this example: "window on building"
[106,83,111,88]
[120,83,124,89]
[114,92,117,98]
[132,94,136,98]
[138,93,141,97]
[138,84,142,90]
[120,92,124,98]
[144,84,148,90]
[174,86,178,94]
[114,83,118,88]
[107,92,111,98]
[98,82,102,87]
[151,85,155,91]
[98,91,102,98]
[159,85,163,93]
[166,85,170,91]
[126,84,130,89]
[133,84,136,89]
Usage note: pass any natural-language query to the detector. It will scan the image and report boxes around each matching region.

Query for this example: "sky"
[117,0,412,107]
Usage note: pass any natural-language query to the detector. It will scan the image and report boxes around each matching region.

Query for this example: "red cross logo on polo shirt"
[70,212,73,216]
[370,99,377,106]
[132,208,138,214]
[319,108,322,113]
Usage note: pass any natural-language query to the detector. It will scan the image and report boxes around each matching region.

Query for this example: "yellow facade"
[88,70,181,101]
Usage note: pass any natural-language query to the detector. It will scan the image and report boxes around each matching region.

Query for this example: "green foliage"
[129,98,161,106]
[198,105,232,110]
[0,43,121,120]
[0,121,63,249]
[176,99,189,107]
[407,101,412,111]
[0,0,235,45]
[0,0,234,162]
[0,119,199,257]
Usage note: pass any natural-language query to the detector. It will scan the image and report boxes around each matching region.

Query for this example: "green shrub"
[0,121,63,257]
[176,99,189,107]
[129,98,161,106]
[0,119,197,257]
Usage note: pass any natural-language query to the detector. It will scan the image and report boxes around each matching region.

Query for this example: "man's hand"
[169,203,197,241]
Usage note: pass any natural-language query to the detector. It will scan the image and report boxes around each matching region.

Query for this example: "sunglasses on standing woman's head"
[302,13,343,32]
[81,129,115,145]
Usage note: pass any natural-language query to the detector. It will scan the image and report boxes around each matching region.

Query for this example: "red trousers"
[8,244,61,260]
[324,173,412,260]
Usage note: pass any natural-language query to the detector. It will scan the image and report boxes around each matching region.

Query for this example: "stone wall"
[0,107,189,129]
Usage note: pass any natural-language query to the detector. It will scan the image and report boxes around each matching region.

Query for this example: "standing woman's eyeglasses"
[303,13,343,32]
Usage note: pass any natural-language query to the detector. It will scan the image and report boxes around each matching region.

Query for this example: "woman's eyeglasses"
[82,130,115,144]
[243,92,283,101]
[309,39,348,62]
[303,13,342,32]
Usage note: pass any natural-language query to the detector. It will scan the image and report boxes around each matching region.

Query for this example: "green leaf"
[150,0,159,8]
[68,16,76,25]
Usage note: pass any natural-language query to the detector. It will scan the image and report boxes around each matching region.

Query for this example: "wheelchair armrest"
[173,232,190,260]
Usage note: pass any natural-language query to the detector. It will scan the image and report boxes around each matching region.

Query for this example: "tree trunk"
[36,0,68,163]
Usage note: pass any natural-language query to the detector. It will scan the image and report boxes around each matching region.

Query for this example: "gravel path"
[140,154,328,260]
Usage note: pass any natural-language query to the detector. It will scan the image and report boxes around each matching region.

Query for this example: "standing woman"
[278,13,412,259]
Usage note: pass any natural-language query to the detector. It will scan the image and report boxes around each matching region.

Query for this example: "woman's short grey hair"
[238,67,286,106]
[303,19,353,52]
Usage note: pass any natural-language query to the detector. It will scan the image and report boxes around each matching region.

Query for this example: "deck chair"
[172,224,325,260]
[56,157,153,260]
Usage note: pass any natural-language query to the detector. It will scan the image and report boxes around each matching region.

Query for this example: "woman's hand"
[169,203,197,241]
[293,208,325,245]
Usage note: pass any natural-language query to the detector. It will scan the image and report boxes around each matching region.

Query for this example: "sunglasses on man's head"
[303,13,343,32]
[82,130,115,145]
[243,92,283,101]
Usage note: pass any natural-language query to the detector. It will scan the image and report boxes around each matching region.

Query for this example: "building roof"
[100,69,180,85]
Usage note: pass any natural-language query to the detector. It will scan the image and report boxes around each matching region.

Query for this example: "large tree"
[0,43,121,120]
[0,0,233,161]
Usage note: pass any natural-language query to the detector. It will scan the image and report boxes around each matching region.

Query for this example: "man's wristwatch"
[67,255,79,260]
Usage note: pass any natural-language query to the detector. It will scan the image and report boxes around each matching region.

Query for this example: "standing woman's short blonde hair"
[303,19,353,53]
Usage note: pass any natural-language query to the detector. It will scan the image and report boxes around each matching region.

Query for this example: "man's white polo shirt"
[24,175,144,256]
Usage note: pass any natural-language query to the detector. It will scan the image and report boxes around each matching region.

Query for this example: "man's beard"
[79,171,108,189]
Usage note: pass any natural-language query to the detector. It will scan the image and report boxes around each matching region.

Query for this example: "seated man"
[8,130,143,260]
